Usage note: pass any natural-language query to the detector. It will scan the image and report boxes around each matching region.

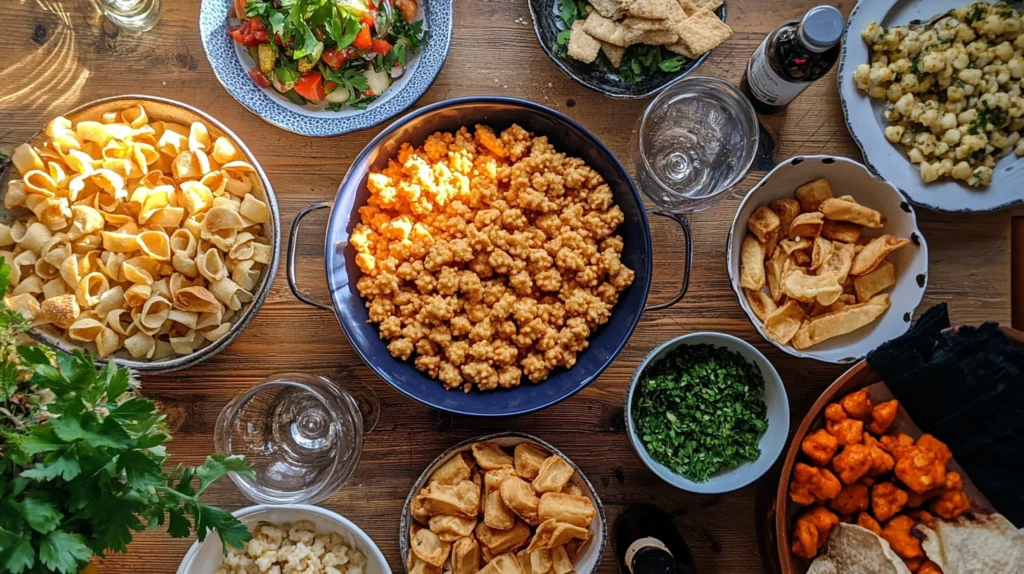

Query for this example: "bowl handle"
[644,211,692,312]
[286,201,334,311]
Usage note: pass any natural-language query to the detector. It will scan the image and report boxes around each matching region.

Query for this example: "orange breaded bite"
[790,463,843,505]
[351,125,634,391]
[871,482,909,522]
[828,482,869,515]
[833,444,873,484]
[880,515,923,559]
[856,512,882,536]
[868,399,899,435]
[863,433,896,476]
[929,472,971,520]
[895,435,951,494]
[801,428,840,466]
[825,403,864,446]
[880,432,916,461]
[791,506,839,560]
[840,388,873,420]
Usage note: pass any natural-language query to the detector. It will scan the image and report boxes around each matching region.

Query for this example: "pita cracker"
[583,13,631,47]
[676,9,732,54]
[567,21,602,64]
[588,0,625,19]
[791,294,890,349]
[918,513,1024,574]
[762,300,805,345]
[630,29,679,45]
[808,524,912,574]
[622,0,675,20]
[600,42,626,67]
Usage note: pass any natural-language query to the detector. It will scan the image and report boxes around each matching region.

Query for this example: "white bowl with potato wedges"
[727,155,929,364]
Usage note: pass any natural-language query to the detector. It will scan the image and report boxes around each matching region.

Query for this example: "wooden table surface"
[1,1,1019,572]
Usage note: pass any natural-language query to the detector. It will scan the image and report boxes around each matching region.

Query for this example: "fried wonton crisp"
[745,288,778,322]
[527,520,592,552]
[477,553,523,574]
[796,178,834,212]
[412,527,452,568]
[762,300,806,345]
[747,205,781,243]
[429,514,477,543]
[782,269,843,306]
[451,537,482,574]
[514,443,549,480]
[740,235,766,291]
[423,480,481,518]
[537,493,597,528]
[822,219,863,244]
[533,456,575,493]
[789,212,825,239]
[854,260,896,303]
[484,467,518,530]
[500,476,542,525]
[851,235,910,276]
[474,442,515,470]
[791,294,891,349]
[431,453,473,486]
[819,198,884,228]
[476,521,532,555]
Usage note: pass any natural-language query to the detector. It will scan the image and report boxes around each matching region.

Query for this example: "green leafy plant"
[0,260,253,574]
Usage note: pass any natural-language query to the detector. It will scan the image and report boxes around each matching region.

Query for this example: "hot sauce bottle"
[741,5,846,114]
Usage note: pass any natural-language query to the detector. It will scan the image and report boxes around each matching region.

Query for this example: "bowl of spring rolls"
[727,155,929,364]
[400,432,606,574]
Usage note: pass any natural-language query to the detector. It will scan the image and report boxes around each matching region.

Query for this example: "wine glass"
[93,0,163,32]
[215,373,377,505]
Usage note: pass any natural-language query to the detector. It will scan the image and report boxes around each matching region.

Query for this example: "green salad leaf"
[633,344,769,483]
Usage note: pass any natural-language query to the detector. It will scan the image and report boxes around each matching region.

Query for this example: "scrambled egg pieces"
[854,2,1024,186]
[350,124,634,391]
[216,521,367,574]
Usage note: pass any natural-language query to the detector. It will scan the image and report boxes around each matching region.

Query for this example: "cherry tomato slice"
[248,67,271,88]
[294,72,326,104]
[234,0,247,18]
[370,38,392,55]
[353,24,373,51]
[322,46,350,69]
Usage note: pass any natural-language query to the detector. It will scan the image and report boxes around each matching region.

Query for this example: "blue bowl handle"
[287,201,334,311]
[644,211,692,312]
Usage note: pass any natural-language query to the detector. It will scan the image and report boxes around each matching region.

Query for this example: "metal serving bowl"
[287,96,688,416]
[0,95,281,373]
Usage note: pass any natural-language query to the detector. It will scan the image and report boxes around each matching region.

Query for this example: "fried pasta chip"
[526,520,591,552]
[744,288,778,322]
[854,260,896,303]
[537,493,597,528]
[474,442,516,470]
[429,514,477,543]
[451,537,482,574]
[871,482,909,522]
[802,428,840,466]
[833,444,873,484]
[796,178,834,212]
[514,443,549,480]
[740,235,766,291]
[747,206,781,243]
[763,300,806,345]
[850,235,910,276]
[792,294,891,350]
[533,456,575,494]
[790,462,842,506]
[818,198,884,228]
[789,212,825,239]
[412,527,452,568]
[431,453,473,486]
[500,476,542,525]
[476,521,532,556]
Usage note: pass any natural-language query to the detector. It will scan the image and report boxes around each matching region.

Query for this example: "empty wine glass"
[93,0,163,32]
[215,373,376,505]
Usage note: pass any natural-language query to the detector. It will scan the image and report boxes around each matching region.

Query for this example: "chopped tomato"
[395,0,417,23]
[353,24,373,51]
[370,38,392,55]
[294,72,326,103]
[324,82,338,92]
[248,67,271,88]
[365,88,375,97]
[322,46,351,69]
[274,33,294,48]
[361,11,377,27]
[228,18,268,47]
[234,0,247,18]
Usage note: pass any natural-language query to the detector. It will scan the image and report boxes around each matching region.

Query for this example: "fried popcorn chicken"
[825,403,864,446]
[828,482,869,515]
[868,399,899,435]
[791,506,839,559]
[856,512,883,536]
[832,444,873,484]
[801,429,840,466]
[871,482,909,522]
[880,515,923,560]
[895,435,951,494]
[929,472,971,520]
[351,125,633,391]
[840,388,873,420]
[790,463,842,506]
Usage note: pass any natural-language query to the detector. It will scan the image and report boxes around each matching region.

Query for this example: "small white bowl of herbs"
[625,332,790,494]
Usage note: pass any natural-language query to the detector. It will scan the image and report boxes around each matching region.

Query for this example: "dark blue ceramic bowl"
[288,97,682,416]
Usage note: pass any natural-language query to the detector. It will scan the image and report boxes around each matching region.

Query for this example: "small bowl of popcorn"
[176,505,391,574]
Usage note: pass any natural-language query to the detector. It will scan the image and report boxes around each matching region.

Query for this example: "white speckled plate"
[198,0,452,136]
[839,0,1024,212]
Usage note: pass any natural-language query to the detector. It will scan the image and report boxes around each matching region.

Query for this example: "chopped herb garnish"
[633,344,769,483]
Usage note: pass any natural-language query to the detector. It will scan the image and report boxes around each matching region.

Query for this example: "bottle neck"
[625,537,678,574]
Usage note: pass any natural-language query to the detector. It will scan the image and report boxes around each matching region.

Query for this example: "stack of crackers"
[567,0,732,67]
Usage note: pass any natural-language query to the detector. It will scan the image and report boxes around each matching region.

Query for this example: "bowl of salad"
[199,0,453,136]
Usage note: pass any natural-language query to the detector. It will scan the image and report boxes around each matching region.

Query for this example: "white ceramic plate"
[177,505,391,574]
[625,332,790,494]
[839,0,1024,212]
[727,155,930,363]
[399,433,606,574]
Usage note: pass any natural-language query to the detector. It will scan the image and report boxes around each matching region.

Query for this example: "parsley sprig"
[633,344,769,483]
[0,260,253,574]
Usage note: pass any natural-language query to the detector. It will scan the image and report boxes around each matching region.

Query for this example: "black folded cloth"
[867,304,1024,527]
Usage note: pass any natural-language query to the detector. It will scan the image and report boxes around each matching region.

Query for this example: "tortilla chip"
[822,220,863,244]
[601,42,626,67]
[431,453,473,486]
[819,198,884,228]
[622,0,675,19]
[526,520,591,552]
[567,21,602,64]
[807,524,912,574]
[745,288,778,322]
[473,442,514,470]
[791,294,890,349]
[537,492,597,528]
[782,268,843,306]
[853,260,895,302]
[818,242,856,285]
[762,300,806,345]
[918,513,1024,574]
[789,212,825,239]
[770,198,801,236]
[850,235,910,276]
[589,0,625,19]
[739,235,767,291]
[583,13,631,47]
[676,8,732,54]
[810,236,834,271]
[796,178,834,212]
[747,205,781,243]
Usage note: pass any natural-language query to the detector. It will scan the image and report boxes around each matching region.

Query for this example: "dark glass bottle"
[741,5,845,114]
[614,505,697,574]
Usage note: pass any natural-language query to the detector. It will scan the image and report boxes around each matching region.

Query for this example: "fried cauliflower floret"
[825,404,865,446]
[881,432,916,462]
[790,463,843,506]
[871,482,909,522]
[928,471,970,520]
[857,512,883,536]
[802,429,840,466]
[868,399,899,434]
[881,515,923,560]
[917,560,942,574]
[791,507,839,560]
[840,389,874,420]
[833,444,873,484]
[829,482,869,515]
[864,433,896,476]
[895,434,951,494]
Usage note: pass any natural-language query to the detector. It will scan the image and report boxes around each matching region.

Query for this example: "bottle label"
[747,36,808,107]
[625,537,672,574]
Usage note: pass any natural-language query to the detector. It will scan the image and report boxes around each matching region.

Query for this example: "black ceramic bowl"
[287,97,688,416]
[528,0,727,98]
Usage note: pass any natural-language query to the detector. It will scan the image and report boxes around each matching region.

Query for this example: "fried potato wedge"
[762,300,806,345]
[747,206,781,243]
[533,456,575,494]
[745,288,778,322]
[792,294,891,349]
[740,235,766,291]
[819,198,884,228]
[526,520,592,552]
[538,493,597,528]
[854,260,896,302]
[514,443,549,480]
[850,235,910,276]
[795,178,834,212]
